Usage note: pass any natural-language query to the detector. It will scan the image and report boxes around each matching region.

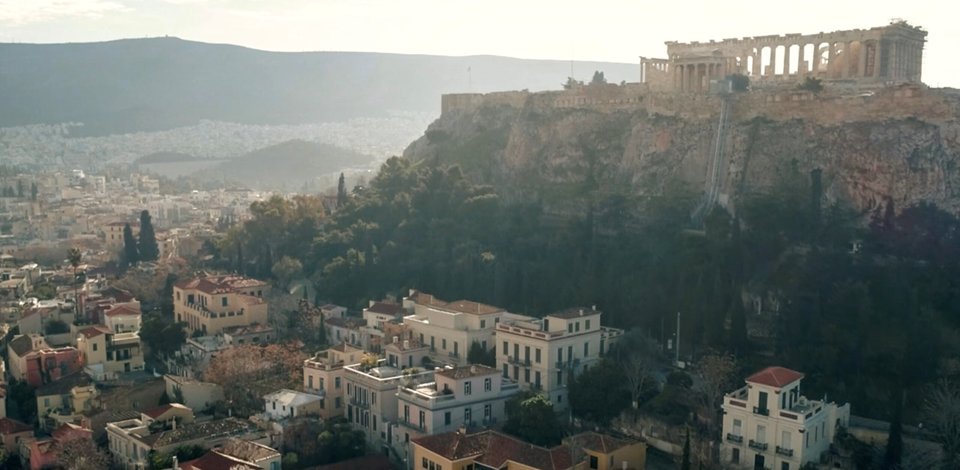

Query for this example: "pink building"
[22,347,84,387]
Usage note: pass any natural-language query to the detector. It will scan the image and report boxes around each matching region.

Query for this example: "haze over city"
[1,0,958,87]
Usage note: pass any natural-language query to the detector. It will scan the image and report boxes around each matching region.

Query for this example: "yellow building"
[76,325,146,380]
[173,275,270,335]
[412,429,645,470]
[302,343,363,420]
[103,221,138,250]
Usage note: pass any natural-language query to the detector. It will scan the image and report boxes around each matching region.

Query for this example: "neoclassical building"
[642,21,927,93]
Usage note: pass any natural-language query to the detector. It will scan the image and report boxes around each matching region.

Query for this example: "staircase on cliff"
[692,95,734,226]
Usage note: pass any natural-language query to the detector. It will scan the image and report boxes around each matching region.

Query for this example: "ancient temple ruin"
[641,21,926,93]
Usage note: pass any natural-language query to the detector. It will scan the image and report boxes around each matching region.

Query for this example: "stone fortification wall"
[441,82,954,125]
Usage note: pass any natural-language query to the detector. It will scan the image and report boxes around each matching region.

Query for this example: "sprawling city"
[1,2,959,469]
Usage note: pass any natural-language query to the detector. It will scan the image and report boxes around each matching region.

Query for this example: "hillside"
[0,37,637,136]
[211,139,373,190]
[404,84,960,217]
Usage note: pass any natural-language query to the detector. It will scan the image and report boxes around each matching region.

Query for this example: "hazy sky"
[1,0,957,87]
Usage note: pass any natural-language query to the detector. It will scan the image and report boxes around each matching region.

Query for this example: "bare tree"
[923,379,960,467]
[695,352,737,435]
[55,437,110,470]
[617,334,660,409]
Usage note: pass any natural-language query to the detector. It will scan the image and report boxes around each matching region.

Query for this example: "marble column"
[857,41,867,78]
[784,45,792,77]
[873,40,882,78]
[841,42,851,78]
[769,45,778,77]
[828,42,837,78]
[752,49,761,76]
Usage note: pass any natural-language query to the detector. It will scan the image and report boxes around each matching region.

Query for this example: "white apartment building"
[396,364,519,441]
[495,306,623,410]
[402,290,507,365]
[721,366,851,470]
[342,361,433,453]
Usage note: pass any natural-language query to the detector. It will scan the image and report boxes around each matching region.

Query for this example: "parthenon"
[640,21,926,93]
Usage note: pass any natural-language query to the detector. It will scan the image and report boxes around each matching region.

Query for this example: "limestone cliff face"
[403,85,960,216]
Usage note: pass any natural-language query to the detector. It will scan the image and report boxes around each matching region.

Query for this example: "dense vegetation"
[215,156,960,426]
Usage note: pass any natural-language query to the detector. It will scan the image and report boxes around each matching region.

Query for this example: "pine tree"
[138,210,159,261]
[336,172,348,209]
[122,224,140,267]
[681,430,691,470]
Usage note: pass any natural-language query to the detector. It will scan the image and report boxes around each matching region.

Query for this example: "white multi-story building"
[495,306,623,410]
[396,364,519,441]
[342,361,433,453]
[402,290,507,365]
[721,366,851,470]
[302,343,363,420]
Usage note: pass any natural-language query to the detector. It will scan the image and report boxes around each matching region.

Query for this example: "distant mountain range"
[0,37,638,136]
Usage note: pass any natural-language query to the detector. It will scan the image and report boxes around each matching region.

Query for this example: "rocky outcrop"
[403,85,960,217]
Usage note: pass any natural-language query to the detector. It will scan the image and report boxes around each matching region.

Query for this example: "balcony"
[398,419,426,432]
[753,407,770,416]
[776,446,794,457]
[726,433,743,444]
[508,356,531,367]
[748,440,768,451]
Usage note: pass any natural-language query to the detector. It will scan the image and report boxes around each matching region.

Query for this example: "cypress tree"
[138,210,160,261]
[122,223,140,267]
[336,172,348,208]
[884,388,904,469]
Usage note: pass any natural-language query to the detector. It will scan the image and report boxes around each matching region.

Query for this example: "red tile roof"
[413,430,574,470]
[142,404,175,419]
[746,366,804,388]
[104,304,141,317]
[366,302,404,316]
[78,325,112,338]
[180,451,258,470]
[0,417,33,435]
[175,275,267,295]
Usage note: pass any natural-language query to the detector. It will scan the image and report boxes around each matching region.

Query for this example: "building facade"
[402,290,507,365]
[342,361,433,452]
[302,343,363,420]
[495,307,622,409]
[173,275,269,335]
[721,366,851,470]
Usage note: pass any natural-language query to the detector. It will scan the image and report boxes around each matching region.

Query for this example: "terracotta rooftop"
[78,325,113,338]
[142,404,176,419]
[175,275,268,295]
[218,437,280,462]
[549,307,601,320]
[413,430,574,470]
[564,431,637,454]
[0,417,33,435]
[746,366,804,388]
[105,304,141,317]
[180,451,258,470]
[366,302,404,316]
[8,334,39,356]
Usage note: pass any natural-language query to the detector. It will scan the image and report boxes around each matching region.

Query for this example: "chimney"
[579,309,584,316]
[592,305,596,311]
[393,336,399,344]
[403,339,409,349]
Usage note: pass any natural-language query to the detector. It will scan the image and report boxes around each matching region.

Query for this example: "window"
[480,319,486,328]
[445,412,451,425]
[423,457,428,469]
[503,364,509,378]
[221,297,228,307]
[733,418,742,436]
[585,319,591,330]
[731,448,740,464]
[442,338,447,350]
[757,424,766,444]
[535,348,541,363]
[373,419,377,431]
[584,342,589,357]
[372,392,377,405]
[464,407,471,423]
[535,371,541,388]
[308,376,314,389]
[347,383,352,394]
[503,341,508,355]
[484,378,492,391]
[335,397,341,408]
[557,371,563,386]
[465,381,472,396]
[484,404,491,420]
[524,346,530,362]
[419,410,425,429]
[575,322,580,332]
[404,405,410,422]
[272,402,276,410]
[514,343,519,360]
[524,369,530,383]
[782,430,791,450]
[781,463,789,470]
[568,324,573,333]
[93,343,98,351]
[513,366,519,380]
[589,455,599,469]
[557,347,563,362]
[335,377,341,389]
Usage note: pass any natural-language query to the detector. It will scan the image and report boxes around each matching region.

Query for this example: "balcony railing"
[748,440,768,451]
[508,357,531,367]
[753,407,770,416]
[726,433,743,444]
[776,446,794,457]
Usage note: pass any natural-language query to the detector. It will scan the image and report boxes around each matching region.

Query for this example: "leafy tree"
[590,70,607,85]
[729,73,750,91]
[798,76,824,92]
[569,358,631,423]
[139,210,160,261]
[504,391,562,446]
[5,379,37,424]
[466,341,496,367]
[122,223,140,267]
[272,256,303,291]
[140,312,187,361]
[316,418,366,464]
[282,452,299,469]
